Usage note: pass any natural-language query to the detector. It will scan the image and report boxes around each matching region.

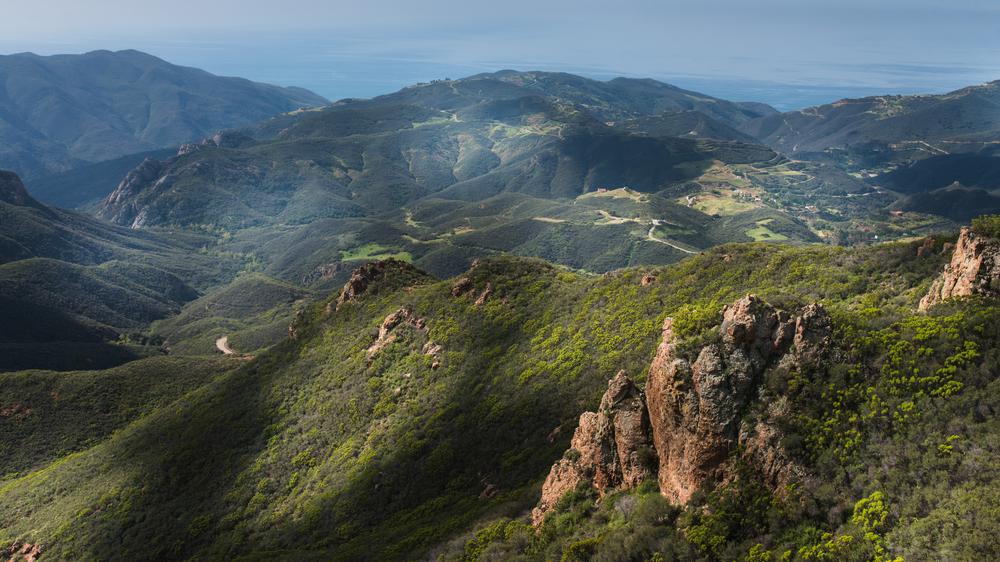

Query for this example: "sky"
[1,0,998,110]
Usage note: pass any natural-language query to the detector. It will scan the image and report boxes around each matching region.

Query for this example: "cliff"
[919,227,1000,310]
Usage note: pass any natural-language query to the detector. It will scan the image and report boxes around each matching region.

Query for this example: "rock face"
[533,295,830,525]
[0,171,38,207]
[99,157,165,228]
[178,130,255,156]
[3,542,42,562]
[920,227,1000,310]
[646,296,797,504]
[532,371,656,525]
[451,277,474,297]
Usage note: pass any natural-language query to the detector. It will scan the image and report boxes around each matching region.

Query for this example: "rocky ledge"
[533,295,829,525]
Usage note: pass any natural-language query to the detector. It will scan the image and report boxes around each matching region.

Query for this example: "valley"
[0,48,998,562]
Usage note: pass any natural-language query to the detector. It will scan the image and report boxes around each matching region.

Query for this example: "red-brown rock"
[920,227,1000,310]
[532,371,655,526]
[646,296,797,504]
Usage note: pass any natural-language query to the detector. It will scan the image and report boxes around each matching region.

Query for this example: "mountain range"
[0,49,326,180]
[1,49,1000,562]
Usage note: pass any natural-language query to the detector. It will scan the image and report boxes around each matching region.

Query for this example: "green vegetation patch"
[340,243,414,263]
[971,214,1000,238]
[745,219,790,241]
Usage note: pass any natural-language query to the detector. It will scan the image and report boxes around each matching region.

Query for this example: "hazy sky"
[2,0,998,109]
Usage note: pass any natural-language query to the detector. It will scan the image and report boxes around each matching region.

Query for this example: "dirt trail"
[216,336,235,355]
[647,224,697,254]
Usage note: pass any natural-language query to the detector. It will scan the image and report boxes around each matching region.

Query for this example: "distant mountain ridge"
[88,70,827,279]
[0,49,327,178]
[94,70,785,233]
[743,80,1000,157]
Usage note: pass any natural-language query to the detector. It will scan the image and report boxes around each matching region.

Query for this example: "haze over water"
[2,0,999,110]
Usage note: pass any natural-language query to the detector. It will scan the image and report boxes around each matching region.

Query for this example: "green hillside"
[0,356,234,478]
[88,71,931,286]
[1,236,996,561]
[0,170,247,371]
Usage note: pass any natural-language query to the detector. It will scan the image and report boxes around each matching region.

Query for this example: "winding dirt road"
[647,224,697,254]
[216,336,235,355]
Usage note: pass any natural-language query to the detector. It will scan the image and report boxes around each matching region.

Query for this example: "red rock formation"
[646,296,797,504]
[534,296,827,522]
[474,283,493,306]
[739,398,807,495]
[331,259,423,311]
[3,542,42,562]
[451,277,474,297]
[916,237,935,257]
[920,227,1000,310]
[532,371,655,526]
[367,306,427,358]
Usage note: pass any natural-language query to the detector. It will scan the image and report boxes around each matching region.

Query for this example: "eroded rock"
[100,157,165,227]
[451,277,474,297]
[920,227,1000,310]
[474,283,493,306]
[533,296,827,522]
[367,306,427,358]
[3,542,42,562]
[332,259,424,311]
[646,296,797,504]
[532,371,655,525]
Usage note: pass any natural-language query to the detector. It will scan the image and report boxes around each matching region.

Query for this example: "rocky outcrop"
[646,296,799,504]
[532,371,656,525]
[367,306,427,358]
[919,227,1000,310]
[331,259,426,311]
[287,309,305,341]
[0,403,31,420]
[3,542,42,562]
[533,295,829,524]
[0,171,38,207]
[178,130,255,156]
[739,398,807,494]
[474,283,493,306]
[451,277,474,297]
[99,157,165,228]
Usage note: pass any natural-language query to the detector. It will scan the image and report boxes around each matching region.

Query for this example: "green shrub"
[971,214,1000,238]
